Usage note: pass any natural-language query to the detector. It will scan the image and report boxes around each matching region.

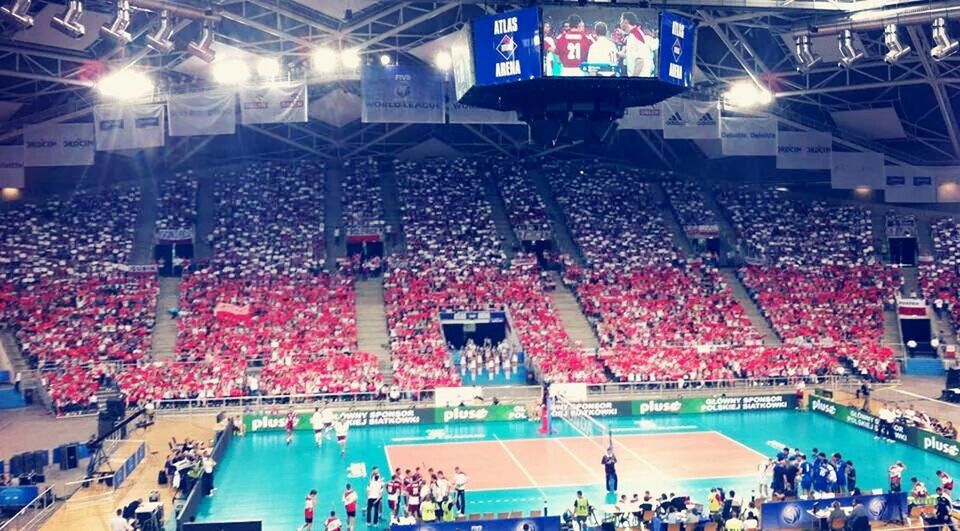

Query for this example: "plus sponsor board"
[810,396,960,462]
[471,7,541,86]
[632,395,797,416]
[434,404,529,424]
[553,400,632,418]
[244,408,429,432]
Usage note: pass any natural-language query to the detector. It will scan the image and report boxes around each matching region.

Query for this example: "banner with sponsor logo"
[361,64,445,124]
[395,515,560,531]
[238,82,308,125]
[721,116,777,156]
[0,146,24,188]
[810,396,960,462]
[761,492,907,529]
[620,104,662,130]
[662,99,720,139]
[447,101,521,125]
[23,122,95,167]
[884,165,938,203]
[244,408,428,432]
[168,91,237,137]
[94,104,165,151]
[830,150,885,189]
[632,394,797,415]
[776,131,832,170]
[434,404,529,424]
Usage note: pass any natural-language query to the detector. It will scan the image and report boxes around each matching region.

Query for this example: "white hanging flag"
[662,99,721,139]
[776,131,832,170]
[94,103,165,151]
[24,122,95,166]
[168,90,237,136]
[0,146,25,188]
[720,116,777,156]
[238,82,308,125]
[830,151,885,189]
[619,104,662,130]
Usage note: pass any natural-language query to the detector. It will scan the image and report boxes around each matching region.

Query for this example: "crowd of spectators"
[156,171,199,232]
[342,158,386,238]
[920,218,960,329]
[662,180,718,229]
[493,161,552,241]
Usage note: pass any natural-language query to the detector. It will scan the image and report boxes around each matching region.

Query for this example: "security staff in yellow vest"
[573,490,591,531]
[442,497,456,522]
[420,497,438,523]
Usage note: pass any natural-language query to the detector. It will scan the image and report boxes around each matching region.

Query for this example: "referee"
[601,448,618,492]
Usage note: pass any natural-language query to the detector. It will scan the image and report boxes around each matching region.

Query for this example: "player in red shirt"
[342,484,358,531]
[325,511,342,531]
[299,489,317,531]
[387,475,402,516]
[285,409,297,446]
[554,14,592,76]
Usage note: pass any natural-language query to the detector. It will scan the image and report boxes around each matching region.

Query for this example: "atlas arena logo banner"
[23,123,95,167]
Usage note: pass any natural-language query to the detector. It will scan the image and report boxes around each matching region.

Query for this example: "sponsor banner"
[23,122,95,167]
[439,311,507,324]
[434,404,528,424]
[885,165,940,203]
[554,400,632,418]
[686,224,720,238]
[168,91,237,137]
[721,116,777,156]
[776,131,832,170]
[471,7,541,86]
[830,151,885,189]
[244,409,428,432]
[658,11,696,87]
[394,515,560,531]
[448,101,521,125]
[238,82,308,125]
[361,64,445,124]
[632,394,797,416]
[761,492,907,529]
[662,99,720,139]
[94,104,165,151]
[619,104,662,130]
[156,228,195,243]
[897,297,928,319]
[0,145,24,188]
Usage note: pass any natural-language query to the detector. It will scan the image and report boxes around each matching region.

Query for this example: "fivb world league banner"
[662,99,721,139]
[393,515,561,531]
[761,492,907,529]
[94,103,165,151]
[0,145,24,188]
[168,91,237,137]
[658,11,696,88]
[776,131,832,170]
[810,396,960,463]
[238,82,308,125]
[361,64,445,124]
[470,7,541,86]
[721,116,777,157]
[23,122,95,167]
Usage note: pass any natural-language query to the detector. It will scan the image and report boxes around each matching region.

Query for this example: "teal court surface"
[195,408,959,530]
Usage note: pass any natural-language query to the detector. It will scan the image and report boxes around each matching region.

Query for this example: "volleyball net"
[552,394,613,451]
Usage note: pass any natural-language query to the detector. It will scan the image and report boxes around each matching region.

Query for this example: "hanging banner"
[23,122,95,167]
[448,101,521,124]
[776,131,832,169]
[361,64,445,124]
[662,99,720,139]
[94,104,165,151]
[830,151,885,189]
[885,165,941,203]
[238,82,308,125]
[658,11,696,87]
[620,104,662,130]
[168,91,237,137]
[0,146,24,188]
[720,116,777,156]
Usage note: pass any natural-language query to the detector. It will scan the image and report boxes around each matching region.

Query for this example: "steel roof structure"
[1,0,958,167]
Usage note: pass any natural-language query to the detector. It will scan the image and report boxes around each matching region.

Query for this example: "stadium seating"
[920,218,960,329]
[662,180,718,229]
[493,161,552,241]
[157,171,199,232]
[342,158,386,239]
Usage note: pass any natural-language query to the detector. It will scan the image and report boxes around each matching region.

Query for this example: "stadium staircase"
[917,214,935,257]
[150,277,181,361]
[651,183,694,257]
[325,165,345,272]
[870,208,889,261]
[528,169,584,265]
[718,269,782,346]
[883,308,907,360]
[700,186,743,265]
[0,333,47,408]
[484,173,519,260]
[194,174,216,260]
[547,272,599,351]
[355,279,393,383]
[379,160,405,255]
[132,178,158,265]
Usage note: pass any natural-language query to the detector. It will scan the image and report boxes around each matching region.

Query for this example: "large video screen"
[541,6,660,78]
[471,7,542,86]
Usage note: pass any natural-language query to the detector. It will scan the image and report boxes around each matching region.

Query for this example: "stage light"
[883,24,911,64]
[256,57,280,78]
[0,0,33,27]
[98,69,153,100]
[794,35,821,71]
[932,17,959,61]
[435,50,452,71]
[100,0,132,44]
[187,21,216,63]
[312,47,337,73]
[51,0,85,38]
[723,80,773,108]
[341,48,360,69]
[212,59,250,84]
[838,29,864,68]
[146,10,175,54]
[379,54,391,66]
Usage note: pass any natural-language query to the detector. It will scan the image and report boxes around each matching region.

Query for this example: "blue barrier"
[760,492,908,529]
[0,370,10,383]
[0,485,40,510]
[392,515,560,531]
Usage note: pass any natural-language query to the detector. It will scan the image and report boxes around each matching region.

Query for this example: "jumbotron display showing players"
[542,6,660,78]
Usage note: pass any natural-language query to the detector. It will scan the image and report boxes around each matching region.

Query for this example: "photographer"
[573,490,591,531]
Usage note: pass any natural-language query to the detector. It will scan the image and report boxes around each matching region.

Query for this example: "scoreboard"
[470,7,542,86]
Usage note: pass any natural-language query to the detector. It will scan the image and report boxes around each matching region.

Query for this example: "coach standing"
[366,469,383,525]
[601,448,618,492]
[453,466,468,516]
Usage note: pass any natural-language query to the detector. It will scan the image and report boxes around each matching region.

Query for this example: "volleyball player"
[334,416,349,458]
[321,404,335,439]
[300,489,317,531]
[387,473,402,518]
[310,407,325,448]
[325,511,342,531]
[285,408,297,446]
[342,484,358,531]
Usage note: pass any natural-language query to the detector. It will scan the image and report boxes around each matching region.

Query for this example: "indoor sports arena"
[1,1,960,531]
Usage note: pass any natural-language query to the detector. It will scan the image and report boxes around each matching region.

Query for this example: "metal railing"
[0,486,56,531]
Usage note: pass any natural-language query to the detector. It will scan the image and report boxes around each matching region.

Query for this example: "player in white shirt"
[586,22,618,76]
[334,417,349,458]
[453,466,468,515]
[310,407,325,448]
[758,458,773,497]
[619,12,655,77]
[321,406,336,439]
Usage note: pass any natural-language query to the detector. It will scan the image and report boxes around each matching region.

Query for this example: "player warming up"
[334,416,349,458]
[285,408,297,446]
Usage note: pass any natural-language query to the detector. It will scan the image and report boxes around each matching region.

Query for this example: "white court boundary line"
[384,430,721,449]
[552,438,605,483]
[493,433,547,499]
[707,431,769,460]
[889,388,960,409]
